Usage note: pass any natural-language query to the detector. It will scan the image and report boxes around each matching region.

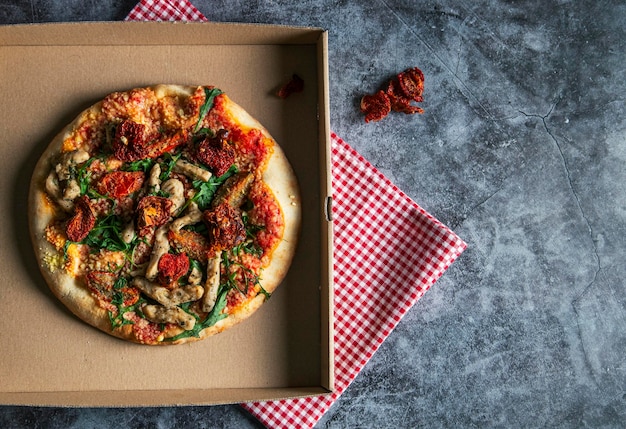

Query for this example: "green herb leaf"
[189,165,237,211]
[75,157,97,196]
[158,152,182,181]
[123,158,155,172]
[193,87,223,133]
[82,214,130,253]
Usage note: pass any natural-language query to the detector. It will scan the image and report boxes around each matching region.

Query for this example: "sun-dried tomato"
[360,67,425,122]
[360,90,391,123]
[96,171,145,199]
[157,253,190,288]
[136,196,173,236]
[196,129,235,177]
[112,120,152,162]
[203,203,246,251]
[66,195,96,242]
[168,229,211,263]
[277,74,304,99]
[144,130,189,160]
[397,67,424,102]
[387,79,424,114]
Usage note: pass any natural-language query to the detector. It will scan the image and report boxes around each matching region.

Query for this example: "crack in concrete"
[519,104,603,387]
[518,105,601,285]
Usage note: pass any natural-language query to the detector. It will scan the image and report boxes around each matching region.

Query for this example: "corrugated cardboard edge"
[0,20,333,406]
[318,30,335,393]
[0,387,332,408]
[0,21,324,45]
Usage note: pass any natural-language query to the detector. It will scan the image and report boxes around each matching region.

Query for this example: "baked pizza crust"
[28,84,301,345]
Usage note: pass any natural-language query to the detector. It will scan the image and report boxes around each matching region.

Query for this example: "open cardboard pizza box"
[0,21,333,406]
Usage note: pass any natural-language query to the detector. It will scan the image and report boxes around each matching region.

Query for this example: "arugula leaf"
[123,158,155,173]
[193,87,223,133]
[221,249,269,298]
[189,165,237,211]
[158,152,182,181]
[82,214,130,253]
[74,157,96,196]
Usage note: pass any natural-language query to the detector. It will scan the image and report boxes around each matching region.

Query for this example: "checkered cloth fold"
[127,2,467,428]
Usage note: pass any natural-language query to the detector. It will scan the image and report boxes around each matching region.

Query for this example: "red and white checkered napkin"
[127,2,467,428]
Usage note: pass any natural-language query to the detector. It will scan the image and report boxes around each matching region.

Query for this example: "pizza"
[28,84,301,345]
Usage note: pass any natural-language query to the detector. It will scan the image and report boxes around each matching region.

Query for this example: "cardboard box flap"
[0,21,326,46]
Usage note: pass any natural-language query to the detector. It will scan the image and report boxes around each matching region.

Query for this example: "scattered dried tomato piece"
[361,67,425,122]
[277,74,304,99]
[196,129,235,177]
[360,90,392,123]
[96,171,145,199]
[66,195,96,242]
[157,253,190,287]
[136,196,173,236]
[387,79,424,114]
[397,67,424,102]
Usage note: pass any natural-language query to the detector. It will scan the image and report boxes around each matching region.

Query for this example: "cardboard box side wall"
[317,31,335,392]
[0,22,332,407]
[0,21,324,46]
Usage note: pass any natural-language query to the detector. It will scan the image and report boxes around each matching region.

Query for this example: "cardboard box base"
[0,21,333,406]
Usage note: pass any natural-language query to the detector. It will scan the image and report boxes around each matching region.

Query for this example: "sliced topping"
[202,253,221,313]
[168,228,211,263]
[120,220,135,244]
[66,195,96,242]
[62,179,81,202]
[46,150,91,212]
[187,261,203,285]
[203,203,246,251]
[141,304,196,330]
[96,171,145,199]
[170,201,203,232]
[161,178,185,215]
[196,129,235,177]
[145,225,170,281]
[55,149,90,181]
[147,163,161,193]
[211,171,254,209]
[45,170,62,200]
[132,277,203,307]
[136,195,172,236]
[173,158,212,182]
[157,252,190,287]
